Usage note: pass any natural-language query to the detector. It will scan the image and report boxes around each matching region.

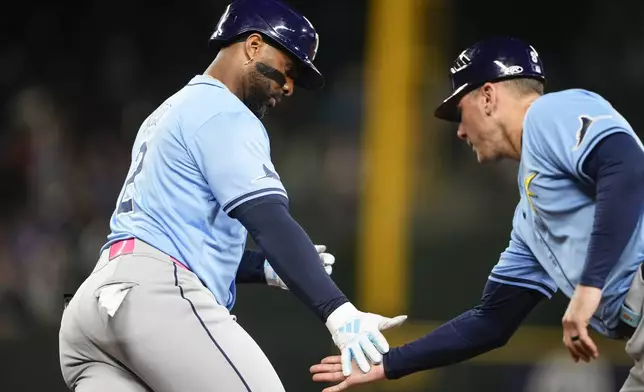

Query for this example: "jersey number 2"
[118,142,148,214]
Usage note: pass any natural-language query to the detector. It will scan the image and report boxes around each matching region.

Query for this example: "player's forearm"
[235,250,266,284]
[232,195,348,320]
[581,133,644,288]
[382,281,544,379]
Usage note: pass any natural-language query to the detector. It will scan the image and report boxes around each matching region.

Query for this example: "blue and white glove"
[265,245,335,290]
[325,302,407,376]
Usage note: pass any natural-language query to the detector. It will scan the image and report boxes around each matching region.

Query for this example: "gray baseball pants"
[621,264,644,391]
[59,238,285,392]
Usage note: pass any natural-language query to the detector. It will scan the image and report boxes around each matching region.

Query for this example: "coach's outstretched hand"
[325,303,406,376]
[311,355,385,391]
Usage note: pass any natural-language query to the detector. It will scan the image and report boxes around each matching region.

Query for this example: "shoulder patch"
[251,164,281,184]
[574,114,613,150]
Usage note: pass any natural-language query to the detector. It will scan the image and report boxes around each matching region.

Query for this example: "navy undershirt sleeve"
[580,132,644,288]
[383,281,544,379]
[235,250,266,284]
[230,194,348,321]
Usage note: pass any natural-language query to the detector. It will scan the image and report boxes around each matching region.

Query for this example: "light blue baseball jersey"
[102,75,287,310]
[490,89,644,338]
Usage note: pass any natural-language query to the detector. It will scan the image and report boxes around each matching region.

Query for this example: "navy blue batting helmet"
[435,37,546,122]
[209,0,324,90]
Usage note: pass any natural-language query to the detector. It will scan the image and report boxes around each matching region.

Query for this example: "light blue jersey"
[490,89,644,337]
[103,75,287,310]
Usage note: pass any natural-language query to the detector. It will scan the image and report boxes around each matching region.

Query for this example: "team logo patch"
[251,164,281,183]
[574,114,613,150]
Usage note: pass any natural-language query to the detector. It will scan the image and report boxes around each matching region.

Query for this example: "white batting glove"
[325,302,407,376]
[265,245,335,290]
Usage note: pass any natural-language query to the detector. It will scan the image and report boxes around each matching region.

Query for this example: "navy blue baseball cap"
[435,37,546,122]
[209,0,324,90]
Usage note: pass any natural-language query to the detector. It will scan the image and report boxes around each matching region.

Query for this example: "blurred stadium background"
[2,0,644,390]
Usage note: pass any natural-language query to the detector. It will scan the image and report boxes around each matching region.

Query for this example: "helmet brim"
[295,60,325,90]
[434,82,472,122]
[434,74,545,122]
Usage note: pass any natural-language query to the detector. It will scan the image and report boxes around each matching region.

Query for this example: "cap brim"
[434,83,470,122]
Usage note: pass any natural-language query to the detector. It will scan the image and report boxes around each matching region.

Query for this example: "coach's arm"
[381,280,544,379]
[311,279,545,385]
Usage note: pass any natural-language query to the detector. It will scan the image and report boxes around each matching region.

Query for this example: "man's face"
[456,84,506,163]
[242,39,297,119]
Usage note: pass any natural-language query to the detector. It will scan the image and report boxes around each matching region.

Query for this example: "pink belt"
[108,238,190,271]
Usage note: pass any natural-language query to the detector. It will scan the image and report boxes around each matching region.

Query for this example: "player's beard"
[244,65,275,119]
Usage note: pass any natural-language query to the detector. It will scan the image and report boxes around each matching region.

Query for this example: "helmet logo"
[494,60,523,76]
[274,24,296,33]
[450,50,471,74]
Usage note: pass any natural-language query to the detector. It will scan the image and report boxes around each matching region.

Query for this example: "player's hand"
[562,284,601,363]
[325,302,407,376]
[310,355,386,391]
[265,245,334,290]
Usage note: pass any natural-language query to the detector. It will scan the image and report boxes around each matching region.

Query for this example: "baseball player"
[58,1,406,391]
[310,36,644,392]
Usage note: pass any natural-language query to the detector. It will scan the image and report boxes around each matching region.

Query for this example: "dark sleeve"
[229,194,348,321]
[235,250,266,284]
[580,133,644,288]
[382,280,545,380]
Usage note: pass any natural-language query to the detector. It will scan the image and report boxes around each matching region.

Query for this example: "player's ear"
[244,33,264,62]
[481,82,495,116]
